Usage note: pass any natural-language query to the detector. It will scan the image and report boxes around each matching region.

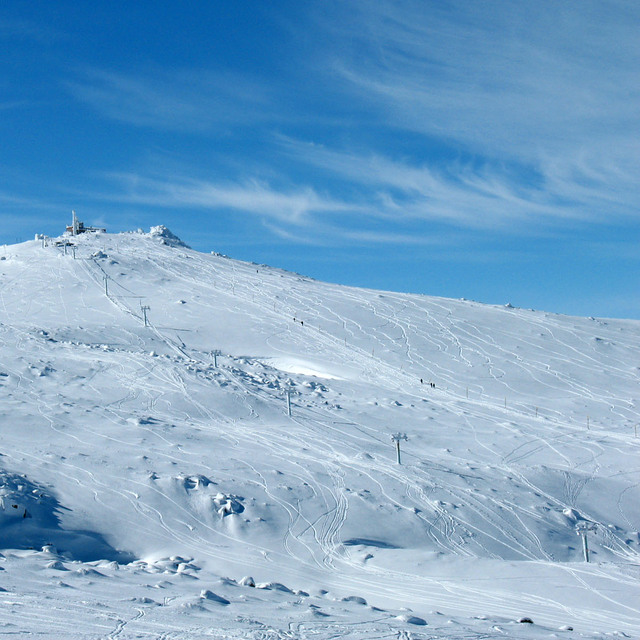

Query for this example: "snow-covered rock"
[148,225,190,248]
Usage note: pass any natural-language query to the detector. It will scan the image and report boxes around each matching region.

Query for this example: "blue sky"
[1,1,638,318]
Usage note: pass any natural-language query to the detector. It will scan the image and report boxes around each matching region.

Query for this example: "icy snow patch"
[264,358,345,380]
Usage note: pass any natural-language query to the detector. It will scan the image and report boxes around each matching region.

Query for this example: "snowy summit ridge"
[0,228,639,639]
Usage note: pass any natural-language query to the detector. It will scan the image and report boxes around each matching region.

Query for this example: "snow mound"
[149,225,190,248]
[264,358,346,380]
[200,589,230,605]
[396,614,427,625]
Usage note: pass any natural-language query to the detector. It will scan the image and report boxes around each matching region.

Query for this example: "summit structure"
[65,210,106,235]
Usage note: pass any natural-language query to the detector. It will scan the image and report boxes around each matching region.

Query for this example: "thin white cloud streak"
[318,0,640,220]
[334,228,445,245]
[97,171,454,246]
[0,190,60,210]
[0,191,62,238]
[67,68,274,132]
[539,139,640,219]
[263,219,445,247]
[60,3,638,239]
[100,173,360,225]
[279,139,599,230]
[326,0,640,155]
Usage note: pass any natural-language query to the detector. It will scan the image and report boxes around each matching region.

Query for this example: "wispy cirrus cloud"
[308,0,640,225]
[67,68,275,132]
[322,0,639,155]
[93,168,456,246]
[100,172,359,225]
[0,189,61,211]
[262,219,446,247]
[55,1,639,248]
[278,138,609,231]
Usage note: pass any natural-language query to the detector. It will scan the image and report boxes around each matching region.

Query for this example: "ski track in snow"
[0,231,639,637]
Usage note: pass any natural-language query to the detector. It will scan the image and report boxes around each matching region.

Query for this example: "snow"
[148,225,191,248]
[0,227,639,638]
[264,357,347,379]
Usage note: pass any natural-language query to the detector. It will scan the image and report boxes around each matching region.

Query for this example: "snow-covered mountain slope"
[0,228,639,638]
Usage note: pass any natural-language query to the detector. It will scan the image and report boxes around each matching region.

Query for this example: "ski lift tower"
[71,210,79,236]
[575,522,597,562]
[391,432,408,464]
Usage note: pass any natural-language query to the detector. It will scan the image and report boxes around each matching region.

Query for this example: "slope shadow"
[343,538,400,549]
[0,470,134,563]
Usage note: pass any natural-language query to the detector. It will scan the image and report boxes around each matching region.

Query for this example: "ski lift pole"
[576,522,597,562]
[582,531,589,562]
[391,433,408,464]
[286,388,292,417]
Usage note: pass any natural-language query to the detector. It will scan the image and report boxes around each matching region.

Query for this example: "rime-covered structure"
[65,210,105,235]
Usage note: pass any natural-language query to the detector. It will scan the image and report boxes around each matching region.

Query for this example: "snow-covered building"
[65,210,105,235]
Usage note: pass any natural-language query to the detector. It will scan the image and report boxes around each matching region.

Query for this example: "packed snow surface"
[0,228,639,639]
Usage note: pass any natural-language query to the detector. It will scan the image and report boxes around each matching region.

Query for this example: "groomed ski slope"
[0,226,639,639]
